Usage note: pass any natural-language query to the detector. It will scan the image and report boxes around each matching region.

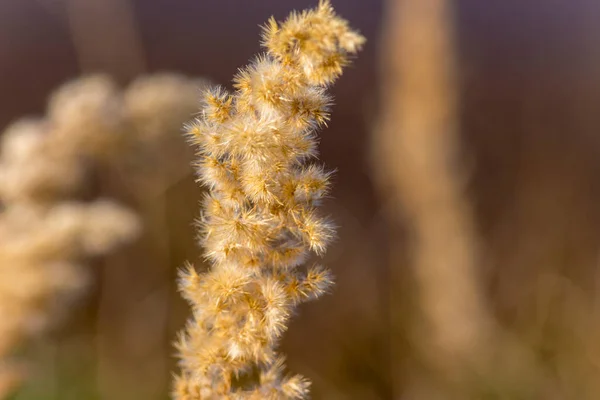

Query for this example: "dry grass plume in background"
[0,73,207,399]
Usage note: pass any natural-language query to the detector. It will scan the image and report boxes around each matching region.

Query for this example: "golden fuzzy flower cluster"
[173,2,364,399]
[0,73,205,396]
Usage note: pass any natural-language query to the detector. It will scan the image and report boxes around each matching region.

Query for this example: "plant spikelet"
[173,2,363,399]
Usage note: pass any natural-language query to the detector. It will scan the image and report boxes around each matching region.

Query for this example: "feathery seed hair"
[173,2,364,399]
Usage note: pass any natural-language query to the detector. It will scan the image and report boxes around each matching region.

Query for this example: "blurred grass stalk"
[64,0,145,82]
[373,0,493,391]
[64,2,169,398]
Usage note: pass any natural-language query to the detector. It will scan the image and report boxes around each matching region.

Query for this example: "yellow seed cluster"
[174,2,364,399]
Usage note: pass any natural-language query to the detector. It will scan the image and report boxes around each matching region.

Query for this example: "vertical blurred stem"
[64,0,145,81]
[64,1,171,398]
[373,0,492,388]
[94,189,173,400]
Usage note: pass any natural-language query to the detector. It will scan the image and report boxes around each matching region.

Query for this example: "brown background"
[3,0,600,399]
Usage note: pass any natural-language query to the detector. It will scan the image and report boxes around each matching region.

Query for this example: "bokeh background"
[3,0,600,399]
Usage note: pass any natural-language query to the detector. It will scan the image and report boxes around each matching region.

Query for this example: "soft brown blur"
[374,0,496,396]
[2,0,600,399]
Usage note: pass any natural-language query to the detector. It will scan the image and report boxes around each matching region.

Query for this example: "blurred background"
[2,0,600,399]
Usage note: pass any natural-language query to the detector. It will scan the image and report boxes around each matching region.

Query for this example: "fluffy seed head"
[174,2,363,398]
